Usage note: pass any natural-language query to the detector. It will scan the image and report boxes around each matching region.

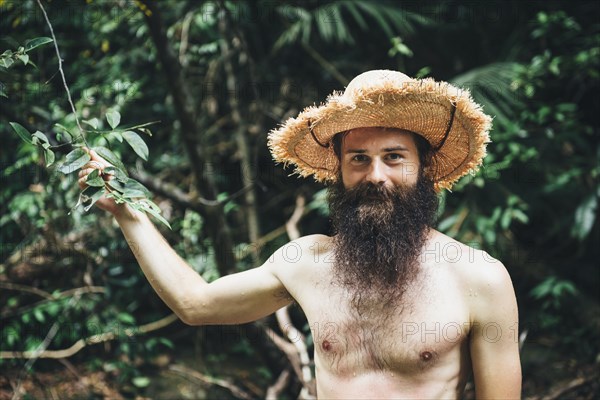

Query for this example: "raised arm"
[469,256,522,399]
[78,150,293,325]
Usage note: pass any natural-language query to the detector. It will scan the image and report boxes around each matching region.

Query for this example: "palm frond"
[451,62,524,128]
[274,1,431,51]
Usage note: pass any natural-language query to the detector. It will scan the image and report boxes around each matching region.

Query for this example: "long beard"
[328,175,439,311]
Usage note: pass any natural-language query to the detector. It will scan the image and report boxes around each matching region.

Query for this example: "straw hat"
[268,70,492,191]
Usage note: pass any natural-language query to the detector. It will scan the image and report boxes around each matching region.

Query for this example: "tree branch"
[35,0,86,145]
[168,364,253,400]
[265,368,291,400]
[1,285,106,319]
[0,281,53,300]
[300,41,349,86]
[0,314,178,359]
[130,167,255,210]
[271,194,316,398]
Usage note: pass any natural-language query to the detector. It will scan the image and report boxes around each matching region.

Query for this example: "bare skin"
[78,127,521,398]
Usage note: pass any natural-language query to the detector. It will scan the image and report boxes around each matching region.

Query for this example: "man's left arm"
[469,257,522,399]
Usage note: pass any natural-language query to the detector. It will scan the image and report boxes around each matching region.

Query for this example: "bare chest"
[299,268,471,377]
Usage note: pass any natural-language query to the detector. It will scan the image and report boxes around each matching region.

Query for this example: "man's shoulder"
[429,231,517,321]
[262,234,333,296]
[427,230,510,289]
[264,234,332,270]
[285,234,333,257]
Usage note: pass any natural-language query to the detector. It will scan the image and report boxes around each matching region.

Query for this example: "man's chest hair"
[306,282,471,375]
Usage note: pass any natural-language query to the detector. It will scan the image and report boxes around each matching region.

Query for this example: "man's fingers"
[79,161,104,176]
[83,147,110,167]
[78,149,114,191]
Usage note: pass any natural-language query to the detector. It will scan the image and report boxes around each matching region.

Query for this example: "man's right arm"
[79,149,294,325]
[114,206,294,325]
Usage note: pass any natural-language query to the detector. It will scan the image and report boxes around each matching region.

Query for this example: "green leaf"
[572,193,597,240]
[83,187,105,212]
[107,179,125,192]
[132,377,150,388]
[85,170,106,187]
[58,148,90,174]
[138,127,153,136]
[500,209,512,230]
[25,37,53,52]
[106,110,121,129]
[104,166,128,182]
[33,308,45,323]
[108,131,123,143]
[117,312,135,324]
[93,146,127,174]
[138,199,171,229]
[122,130,148,161]
[0,57,14,69]
[158,337,174,349]
[44,148,55,167]
[32,131,50,146]
[18,54,29,65]
[122,179,150,198]
[512,209,529,224]
[54,123,73,142]
[9,122,33,145]
[82,118,100,130]
[437,215,458,232]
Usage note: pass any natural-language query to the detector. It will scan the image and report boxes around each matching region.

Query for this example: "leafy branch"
[7,1,170,229]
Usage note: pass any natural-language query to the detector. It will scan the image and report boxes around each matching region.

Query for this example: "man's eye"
[386,153,403,161]
[352,155,368,162]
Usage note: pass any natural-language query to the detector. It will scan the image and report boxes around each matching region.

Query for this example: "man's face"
[328,127,438,310]
[339,127,421,190]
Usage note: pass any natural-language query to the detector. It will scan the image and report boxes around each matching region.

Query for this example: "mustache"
[342,182,402,204]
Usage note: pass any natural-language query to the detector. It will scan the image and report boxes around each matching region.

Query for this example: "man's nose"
[365,159,387,185]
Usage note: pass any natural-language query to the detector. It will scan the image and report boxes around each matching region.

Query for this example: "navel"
[322,340,332,352]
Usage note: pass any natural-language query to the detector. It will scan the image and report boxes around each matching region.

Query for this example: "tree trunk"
[217,6,261,265]
[140,1,236,276]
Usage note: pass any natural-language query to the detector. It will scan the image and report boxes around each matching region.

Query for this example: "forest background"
[0,0,598,398]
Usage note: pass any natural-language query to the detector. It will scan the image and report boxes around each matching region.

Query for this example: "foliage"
[0,0,598,397]
[5,35,169,228]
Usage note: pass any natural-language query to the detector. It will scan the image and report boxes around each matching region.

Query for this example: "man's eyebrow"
[383,146,410,152]
[345,148,367,154]
[344,146,410,154]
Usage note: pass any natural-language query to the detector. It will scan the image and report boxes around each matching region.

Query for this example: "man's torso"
[274,232,482,399]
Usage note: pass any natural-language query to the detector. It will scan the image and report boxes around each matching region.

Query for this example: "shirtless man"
[79,70,521,398]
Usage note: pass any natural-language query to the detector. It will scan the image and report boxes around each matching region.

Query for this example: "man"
[79,70,521,398]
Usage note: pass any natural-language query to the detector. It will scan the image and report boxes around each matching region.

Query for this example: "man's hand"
[77,148,122,215]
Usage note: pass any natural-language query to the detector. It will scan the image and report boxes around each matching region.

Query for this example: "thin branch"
[274,194,316,398]
[300,41,348,86]
[35,0,87,145]
[0,314,178,359]
[1,286,106,319]
[168,364,253,400]
[263,327,304,381]
[130,167,255,209]
[236,200,314,261]
[285,195,305,241]
[10,292,83,400]
[0,282,53,300]
[178,10,194,66]
[265,368,291,400]
[540,371,600,400]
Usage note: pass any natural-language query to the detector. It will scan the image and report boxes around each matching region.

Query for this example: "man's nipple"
[420,351,433,361]
[322,340,332,352]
